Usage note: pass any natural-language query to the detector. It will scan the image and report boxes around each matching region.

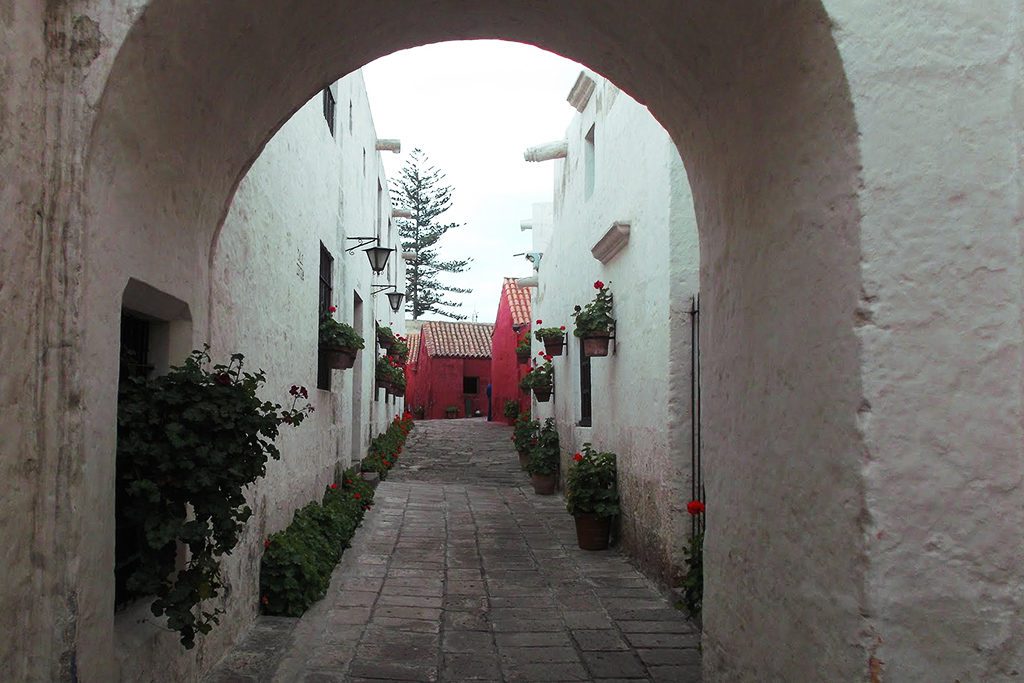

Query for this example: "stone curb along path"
[204,418,701,682]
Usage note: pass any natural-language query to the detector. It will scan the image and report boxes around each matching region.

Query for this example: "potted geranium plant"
[375,355,403,393]
[533,320,567,357]
[572,280,615,357]
[515,337,532,363]
[392,335,410,364]
[319,305,365,369]
[376,324,397,352]
[520,355,554,402]
[565,444,620,550]
[512,415,539,470]
[503,399,520,425]
[526,418,560,495]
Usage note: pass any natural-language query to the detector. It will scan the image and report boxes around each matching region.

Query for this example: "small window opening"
[322,87,336,136]
[317,244,335,390]
[584,124,596,199]
[579,348,592,427]
[463,376,479,395]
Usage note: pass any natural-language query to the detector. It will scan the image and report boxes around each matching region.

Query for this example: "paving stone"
[501,661,591,682]
[572,629,630,651]
[636,647,702,666]
[625,631,697,649]
[498,645,581,664]
[443,629,496,653]
[494,630,575,648]
[580,650,648,678]
[443,652,503,680]
[650,663,703,682]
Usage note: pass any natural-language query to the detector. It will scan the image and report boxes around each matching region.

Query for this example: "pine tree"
[392,148,472,319]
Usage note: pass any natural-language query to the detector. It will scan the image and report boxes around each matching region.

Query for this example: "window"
[584,124,596,199]
[317,244,334,390]
[463,376,479,394]
[579,348,592,427]
[322,87,336,136]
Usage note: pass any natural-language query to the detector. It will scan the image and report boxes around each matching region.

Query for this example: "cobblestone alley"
[204,418,701,682]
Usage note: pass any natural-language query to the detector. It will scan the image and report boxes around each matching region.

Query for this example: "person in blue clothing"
[486,382,493,421]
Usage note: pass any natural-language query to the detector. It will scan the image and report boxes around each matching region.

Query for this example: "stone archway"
[7,1,1021,681]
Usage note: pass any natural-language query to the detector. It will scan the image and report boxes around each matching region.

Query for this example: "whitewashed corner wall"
[113,70,403,680]
[531,77,700,582]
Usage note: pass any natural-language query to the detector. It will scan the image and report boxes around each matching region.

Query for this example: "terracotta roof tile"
[422,321,494,359]
[406,331,420,365]
[502,277,533,326]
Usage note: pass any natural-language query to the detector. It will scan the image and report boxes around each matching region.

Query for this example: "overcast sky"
[362,41,584,323]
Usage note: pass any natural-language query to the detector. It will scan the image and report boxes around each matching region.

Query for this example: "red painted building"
[491,277,533,423]
[403,321,494,420]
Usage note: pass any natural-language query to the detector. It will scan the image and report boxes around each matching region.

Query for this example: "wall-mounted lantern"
[346,236,394,274]
[371,284,405,313]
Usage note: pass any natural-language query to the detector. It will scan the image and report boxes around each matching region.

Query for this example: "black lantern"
[364,245,393,274]
[386,290,405,313]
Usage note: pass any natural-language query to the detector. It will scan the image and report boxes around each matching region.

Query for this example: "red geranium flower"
[559,326,565,331]
[686,500,705,516]
[328,305,337,313]
[346,478,353,485]
[544,354,553,361]
[594,280,605,289]
[538,351,544,356]
[536,319,542,324]
[330,483,338,490]
[354,492,362,500]
[264,538,271,549]
[573,452,583,462]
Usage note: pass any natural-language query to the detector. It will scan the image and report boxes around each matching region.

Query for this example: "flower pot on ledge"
[573,513,611,550]
[581,332,611,358]
[531,473,557,495]
[321,346,358,370]
[533,386,551,403]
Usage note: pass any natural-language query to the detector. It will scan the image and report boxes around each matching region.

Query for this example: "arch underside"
[79,1,869,680]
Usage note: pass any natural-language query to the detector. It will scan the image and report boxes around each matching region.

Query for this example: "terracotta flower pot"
[533,386,551,402]
[573,513,612,550]
[581,332,611,357]
[516,349,531,363]
[531,473,557,495]
[543,337,564,356]
[518,451,530,471]
[321,347,357,369]
[376,379,392,393]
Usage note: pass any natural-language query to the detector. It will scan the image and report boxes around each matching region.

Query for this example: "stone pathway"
[204,418,701,682]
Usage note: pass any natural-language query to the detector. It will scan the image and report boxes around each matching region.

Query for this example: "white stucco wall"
[109,72,405,680]
[530,76,700,582]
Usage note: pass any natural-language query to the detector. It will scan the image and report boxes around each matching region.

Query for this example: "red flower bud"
[687,500,705,516]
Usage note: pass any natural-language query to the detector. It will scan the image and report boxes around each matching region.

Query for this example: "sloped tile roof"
[502,277,533,327]
[422,321,494,359]
[406,331,420,365]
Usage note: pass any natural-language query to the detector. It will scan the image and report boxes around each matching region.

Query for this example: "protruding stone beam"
[523,141,568,162]
[376,139,401,153]
[520,220,533,232]
[591,221,631,263]
[392,207,412,218]
[516,276,539,288]
[567,71,596,112]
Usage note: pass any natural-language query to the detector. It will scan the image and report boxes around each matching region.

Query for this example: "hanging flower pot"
[376,324,397,351]
[572,281,615,358]
[533,386,551,402]
[376,379,392,393]
[581,331,611,358]
[319,306,365,371]
[516,348,531,363]
[321,346,358,369]
[534,323,567,357]
[521,357,554,403]
[531,473,557,495]
[573,513,612,550]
